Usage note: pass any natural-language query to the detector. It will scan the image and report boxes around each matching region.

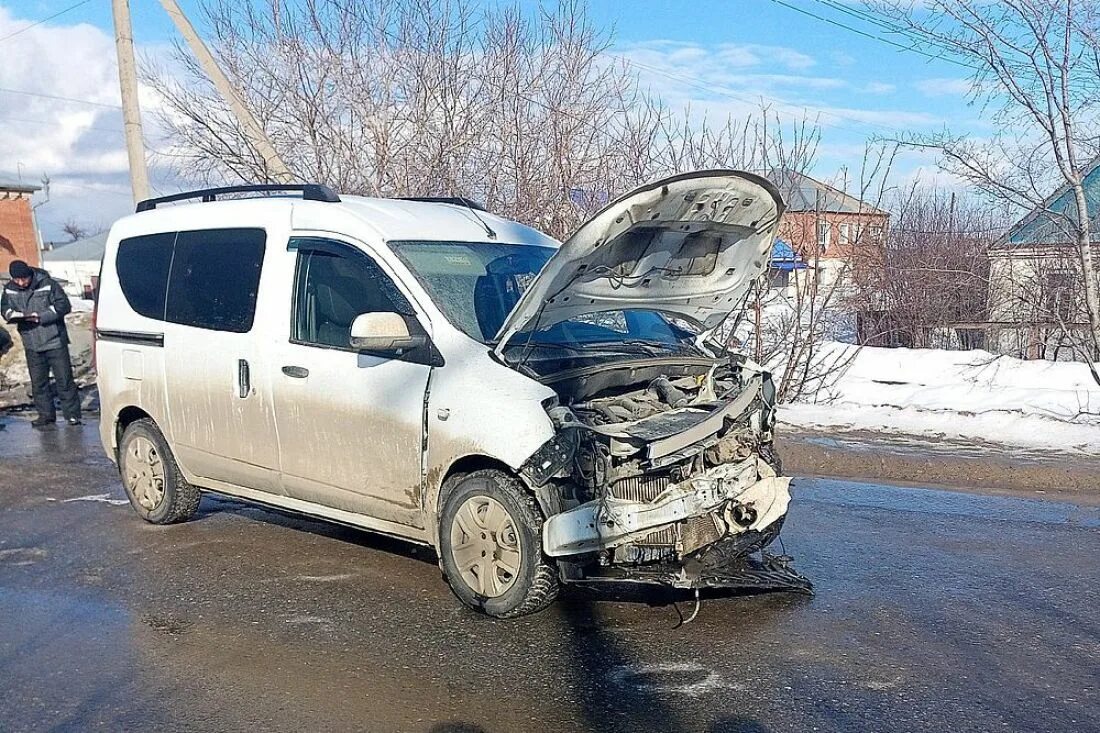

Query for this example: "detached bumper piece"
[684,527,812,594]
[575,524,813,595]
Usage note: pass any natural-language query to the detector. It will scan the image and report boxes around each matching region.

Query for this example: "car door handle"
[238,359,251,398]
[282,366,309,379]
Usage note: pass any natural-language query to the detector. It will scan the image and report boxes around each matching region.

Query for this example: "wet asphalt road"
[1,415,1098,733]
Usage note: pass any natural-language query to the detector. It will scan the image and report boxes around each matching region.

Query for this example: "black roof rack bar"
[136,184,340,212]
[399,196,487,212]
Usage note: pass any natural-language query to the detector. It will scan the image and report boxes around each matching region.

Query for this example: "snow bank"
[780,342,1100,452]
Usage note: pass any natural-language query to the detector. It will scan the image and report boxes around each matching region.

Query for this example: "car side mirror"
[350,312,428,355]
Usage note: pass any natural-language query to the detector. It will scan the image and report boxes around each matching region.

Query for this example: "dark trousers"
[25,346,81,422]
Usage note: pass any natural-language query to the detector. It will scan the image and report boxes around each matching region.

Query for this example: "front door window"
[292,245,414,350]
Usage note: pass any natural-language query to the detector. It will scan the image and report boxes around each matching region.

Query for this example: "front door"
[272,238,431,528]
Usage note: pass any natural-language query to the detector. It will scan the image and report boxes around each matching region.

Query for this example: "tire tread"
[440,469,559,618]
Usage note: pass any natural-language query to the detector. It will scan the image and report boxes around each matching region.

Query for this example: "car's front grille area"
[610,473,671,503]
[611,474,677,548]
[609,473,726,554]
[681,512,724,555]
[637,525,678,547]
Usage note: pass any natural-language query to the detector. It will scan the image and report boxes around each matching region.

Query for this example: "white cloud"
[0,4,178,241]
[617,40,816,73]
[862,81,896,95]
[899,163,970,191]
[916,77,974,97]
[614,40,941,137]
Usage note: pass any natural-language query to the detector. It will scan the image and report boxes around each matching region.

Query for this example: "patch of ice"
[609,662,734,698]
[62,493,129,506]
[294,573,356,582]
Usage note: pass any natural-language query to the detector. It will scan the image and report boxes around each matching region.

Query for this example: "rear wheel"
[438,470,558,618]
[119,418,200,524]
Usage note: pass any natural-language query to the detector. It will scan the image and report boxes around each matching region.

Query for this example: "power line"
[814,0,976,63]
[0,114,122,134]
[0,86,121,109]
[0,0,96,45]
[763,0,976,70]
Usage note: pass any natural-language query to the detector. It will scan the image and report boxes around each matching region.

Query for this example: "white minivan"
[96,171,810,617]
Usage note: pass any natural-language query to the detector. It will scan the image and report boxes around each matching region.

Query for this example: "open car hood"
[492,170,786,356]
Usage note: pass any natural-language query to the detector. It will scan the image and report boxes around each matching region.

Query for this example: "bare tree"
[852,185,1005,350]
[61,218,91,243]
[145,0,825,238]
[729,141,900,403]
[866,0,1100,381]
[146,0,861,402]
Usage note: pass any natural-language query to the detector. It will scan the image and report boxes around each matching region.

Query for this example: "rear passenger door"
[162,228,281,492]
[271,237,431,529]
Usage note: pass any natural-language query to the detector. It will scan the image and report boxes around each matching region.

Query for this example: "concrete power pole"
[157,0,294,183]
[111,0,151,204]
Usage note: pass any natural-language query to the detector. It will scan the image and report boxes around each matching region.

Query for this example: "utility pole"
[111,0,151,204]
[157,0,294,183]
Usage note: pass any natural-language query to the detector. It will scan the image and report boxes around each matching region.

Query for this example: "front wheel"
[438,470,559,618]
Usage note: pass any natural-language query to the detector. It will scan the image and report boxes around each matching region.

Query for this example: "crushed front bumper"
[542,456,789,557]
[541,456,811,594]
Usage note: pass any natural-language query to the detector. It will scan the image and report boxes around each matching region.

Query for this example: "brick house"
[767,168,890,290]
[0,179,42,274]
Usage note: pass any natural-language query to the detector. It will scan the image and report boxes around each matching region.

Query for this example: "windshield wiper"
[583,339,689,353]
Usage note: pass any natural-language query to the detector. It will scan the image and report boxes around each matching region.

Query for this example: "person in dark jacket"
[1,260,82,428]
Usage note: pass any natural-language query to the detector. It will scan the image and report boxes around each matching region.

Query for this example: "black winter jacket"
[1,268,72,353]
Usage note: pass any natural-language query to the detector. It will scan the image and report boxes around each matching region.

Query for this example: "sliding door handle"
[282,365,309,379]
[237,359,251,398]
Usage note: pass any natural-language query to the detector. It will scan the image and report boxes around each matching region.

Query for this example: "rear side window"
[165,229,266,333]
[116,233,175,319]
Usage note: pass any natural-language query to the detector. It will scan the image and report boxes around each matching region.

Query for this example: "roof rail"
[398,196,487,212]
[136,184,340,213]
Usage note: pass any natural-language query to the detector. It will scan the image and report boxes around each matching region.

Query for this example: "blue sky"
[5,0,985,240]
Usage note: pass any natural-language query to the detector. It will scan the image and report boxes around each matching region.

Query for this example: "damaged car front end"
[492,170,811,595]
[520,355,810,594]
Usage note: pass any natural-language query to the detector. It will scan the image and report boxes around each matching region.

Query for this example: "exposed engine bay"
[520,354,812,594]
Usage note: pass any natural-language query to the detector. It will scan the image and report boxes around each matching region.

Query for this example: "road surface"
[0,415,1097,732]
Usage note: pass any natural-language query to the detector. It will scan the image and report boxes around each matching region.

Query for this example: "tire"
[118,418,201,525]
[438,469,559,618]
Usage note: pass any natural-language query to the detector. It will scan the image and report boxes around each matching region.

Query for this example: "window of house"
[839,223,851,245]
[817,221,830,252]
[1043,271,1076,322]
[165,229,266,333]
[291,241,414,349]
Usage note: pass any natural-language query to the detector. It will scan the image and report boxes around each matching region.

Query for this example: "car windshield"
[391,240,555,342]
[391,240,705,362]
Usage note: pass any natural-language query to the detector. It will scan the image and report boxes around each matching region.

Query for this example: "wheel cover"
[449,495,522,598]
[123,436,166,511]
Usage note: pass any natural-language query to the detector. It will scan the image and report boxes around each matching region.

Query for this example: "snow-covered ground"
[780,342,1100,453]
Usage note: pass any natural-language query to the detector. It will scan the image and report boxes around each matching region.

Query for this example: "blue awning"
[769,239,808,271]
